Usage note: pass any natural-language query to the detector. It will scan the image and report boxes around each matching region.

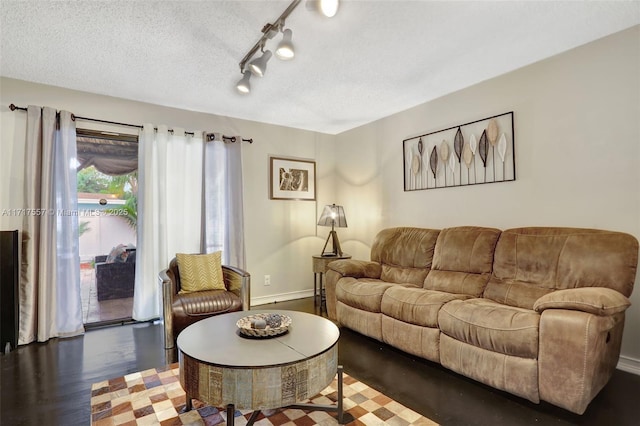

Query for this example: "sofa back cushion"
[371,227,440,286]
[425,226,501,297]
[485,227,639,309]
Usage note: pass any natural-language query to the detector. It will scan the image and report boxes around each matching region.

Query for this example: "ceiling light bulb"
[249,50,273,77]
[276,29,295,60]
[319,0,339,18]
[249,50,272,77]
[236,71,251,94]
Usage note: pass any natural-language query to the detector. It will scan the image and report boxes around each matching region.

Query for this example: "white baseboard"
[251,289,315,307]
[617,355,640,375]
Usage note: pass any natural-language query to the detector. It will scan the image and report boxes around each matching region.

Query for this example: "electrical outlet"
[264,275,271,286]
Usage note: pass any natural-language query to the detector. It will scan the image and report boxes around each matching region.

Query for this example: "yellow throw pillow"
[176,251,225,293]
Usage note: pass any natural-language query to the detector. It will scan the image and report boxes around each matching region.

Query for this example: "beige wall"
[0,77,336,305]
[78,215,137,260]
[334,26,640,365]
[1,25,639,365]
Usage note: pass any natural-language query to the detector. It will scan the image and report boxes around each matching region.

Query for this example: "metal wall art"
[403,112,515,191]
[270,156,316,200]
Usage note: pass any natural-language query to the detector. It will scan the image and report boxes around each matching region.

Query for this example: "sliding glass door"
[75,129,138,327]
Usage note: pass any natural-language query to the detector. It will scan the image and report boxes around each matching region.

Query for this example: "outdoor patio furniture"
[95,248,136,301]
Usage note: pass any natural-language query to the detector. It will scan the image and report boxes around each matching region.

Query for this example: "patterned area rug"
[91,363,438,425]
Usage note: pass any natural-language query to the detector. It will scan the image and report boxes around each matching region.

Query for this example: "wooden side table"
[313,254,351,310]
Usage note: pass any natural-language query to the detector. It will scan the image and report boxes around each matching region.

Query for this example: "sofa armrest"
[327,259,382,279]
[159,268,175,349]
[539,309,625,413]
[159,268,175,300]
[533,287,630,316]
[222,265,251,311]
[325,260,381,321]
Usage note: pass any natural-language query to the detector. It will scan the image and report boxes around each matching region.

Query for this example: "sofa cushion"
[424,270,492,298]
[106,244,129,263]
[381,286,469,328]
[431,226,501,273]
[438,298,540,359]
[172,289,243,337]
[440,334,540,403]
[425,226,501,296]
[380,265,430,287]
[371,227,440,286]
[485,227,639,309]
[177,251,225,293]
[484,279,552,311]
[337,302,384,341]
[336,278,415,313]
[382,315,441,362]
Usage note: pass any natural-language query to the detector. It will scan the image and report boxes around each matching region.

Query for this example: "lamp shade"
[249,50,273,77]
[276,29,295,60]
[319,0,339,17]
[307,0,340,18]
[235,71,251,94]
[317,204,347,228]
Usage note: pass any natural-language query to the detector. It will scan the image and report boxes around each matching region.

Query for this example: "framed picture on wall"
[403,111,515,191]
[269,156,316,200]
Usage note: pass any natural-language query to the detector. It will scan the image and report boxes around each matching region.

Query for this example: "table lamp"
[317,204,347,256]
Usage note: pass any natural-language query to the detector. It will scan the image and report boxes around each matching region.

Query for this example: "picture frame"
[403,111,515,191]
[269,156,316,200]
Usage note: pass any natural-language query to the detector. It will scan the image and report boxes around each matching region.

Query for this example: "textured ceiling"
[1,1,639,134]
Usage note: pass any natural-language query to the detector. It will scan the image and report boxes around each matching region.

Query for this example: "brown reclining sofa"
[325,226,638,414]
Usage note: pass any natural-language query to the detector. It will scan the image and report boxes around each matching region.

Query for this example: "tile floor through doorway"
[80,266,133,325]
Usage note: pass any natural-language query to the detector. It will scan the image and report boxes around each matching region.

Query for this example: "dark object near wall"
[95,249,136,301]
[0,230,19,353]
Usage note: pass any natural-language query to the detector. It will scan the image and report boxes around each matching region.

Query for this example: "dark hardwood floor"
[1,297,639,425]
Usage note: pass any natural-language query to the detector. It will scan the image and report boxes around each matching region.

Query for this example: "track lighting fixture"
[235,71,251,94]
[275,29,295,60]
[249,49,272,77]
[235,0,340,94]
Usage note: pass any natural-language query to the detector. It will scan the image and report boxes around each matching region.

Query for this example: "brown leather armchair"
[159,257,250,349]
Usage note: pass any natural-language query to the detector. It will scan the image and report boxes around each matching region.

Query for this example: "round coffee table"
[177,310,343,425]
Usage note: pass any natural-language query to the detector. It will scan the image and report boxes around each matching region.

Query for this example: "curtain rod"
[9,103,253,144]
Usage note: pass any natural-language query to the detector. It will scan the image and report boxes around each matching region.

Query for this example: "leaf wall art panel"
[403,111,515,191]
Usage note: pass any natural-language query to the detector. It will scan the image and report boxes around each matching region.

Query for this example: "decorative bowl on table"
[236,313,292,338]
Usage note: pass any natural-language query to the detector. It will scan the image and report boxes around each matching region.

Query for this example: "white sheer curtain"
[133,125,203,321]
[20,105,84,344]
[203,134,246,268]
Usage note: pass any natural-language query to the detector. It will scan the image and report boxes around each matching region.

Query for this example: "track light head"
[249,50,273,77]
[276,29,295,60]
[320,0,339,17]
[236,71,251,94]
[307,0,340,18]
